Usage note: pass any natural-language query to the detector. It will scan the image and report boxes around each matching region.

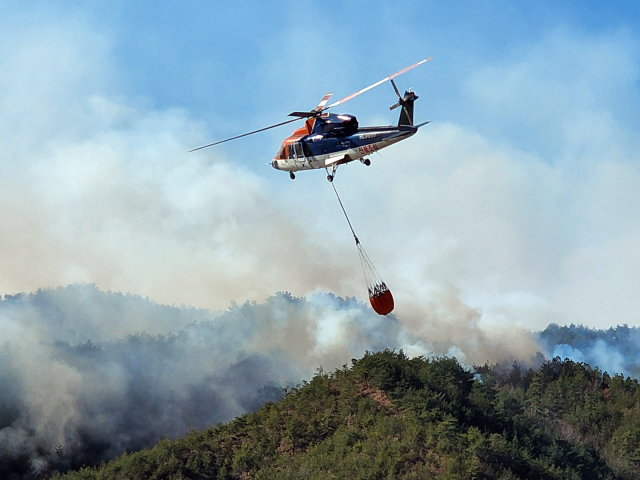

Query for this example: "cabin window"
[294,142,304,158]
[302,142,312,157]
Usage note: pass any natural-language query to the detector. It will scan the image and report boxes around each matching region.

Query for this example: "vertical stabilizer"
[389,79,419,126]
[397,91,418,126]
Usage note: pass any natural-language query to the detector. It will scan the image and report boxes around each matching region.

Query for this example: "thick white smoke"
[0,15,358,309]
[0,285,432,476]
[0,13,540,367]
[2,11,640,336]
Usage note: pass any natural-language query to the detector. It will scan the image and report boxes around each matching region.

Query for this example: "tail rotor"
[389,79,418,127]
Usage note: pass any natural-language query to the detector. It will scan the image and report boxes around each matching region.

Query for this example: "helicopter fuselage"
[189,58,432,182]
[271,113,418,173]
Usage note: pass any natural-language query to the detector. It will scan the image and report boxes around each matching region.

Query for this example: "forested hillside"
[53,350,640,480]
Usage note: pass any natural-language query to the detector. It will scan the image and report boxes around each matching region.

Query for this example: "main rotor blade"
[288,92,334,117]
[189,117,302,152]
[288,111,316,118]
[324,57,432,111]
[315,92,333,111]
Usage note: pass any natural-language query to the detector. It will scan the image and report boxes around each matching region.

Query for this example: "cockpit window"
[294,142,304,158]
[277,145,286,159]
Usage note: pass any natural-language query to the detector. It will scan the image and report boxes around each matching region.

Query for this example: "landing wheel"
[290,172,295,180]
[327,175,334,182]
[364,158,371,166]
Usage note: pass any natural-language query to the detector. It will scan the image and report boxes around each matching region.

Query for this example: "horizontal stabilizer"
[380,132,408,142]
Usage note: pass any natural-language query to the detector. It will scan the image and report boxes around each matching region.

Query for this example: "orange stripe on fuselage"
[305,117,316,134]
[277,119,315,159]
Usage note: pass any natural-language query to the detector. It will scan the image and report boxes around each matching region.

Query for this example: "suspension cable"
[330,181,384,294]
[330,181,359,245]
[329,179,394,314]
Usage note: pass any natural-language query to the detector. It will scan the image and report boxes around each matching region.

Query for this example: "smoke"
[0,12,361,312]
[0,13,540,373]
[2,10,640,334]
[0,284,433,477]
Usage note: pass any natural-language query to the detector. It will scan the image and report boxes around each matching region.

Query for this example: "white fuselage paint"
[272,130,414,172]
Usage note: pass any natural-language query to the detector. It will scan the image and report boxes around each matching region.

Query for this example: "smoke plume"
[0,285,429,477]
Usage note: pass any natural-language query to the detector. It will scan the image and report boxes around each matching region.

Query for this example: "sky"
[2,0,640,333]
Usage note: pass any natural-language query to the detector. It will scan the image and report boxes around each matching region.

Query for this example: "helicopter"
[190,58,432,182]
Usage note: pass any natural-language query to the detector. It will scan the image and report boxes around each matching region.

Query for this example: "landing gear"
[361,158,371,166]
[289,172,295,180]
[327,175,334,182]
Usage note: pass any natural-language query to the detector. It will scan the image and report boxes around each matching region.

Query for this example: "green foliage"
[52,351,640,480]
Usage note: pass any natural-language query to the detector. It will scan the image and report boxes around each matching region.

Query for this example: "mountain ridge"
[52,350,640,479]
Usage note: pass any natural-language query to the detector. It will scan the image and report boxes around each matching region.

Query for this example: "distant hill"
[538,323,640,379]
[53,350,640,480]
